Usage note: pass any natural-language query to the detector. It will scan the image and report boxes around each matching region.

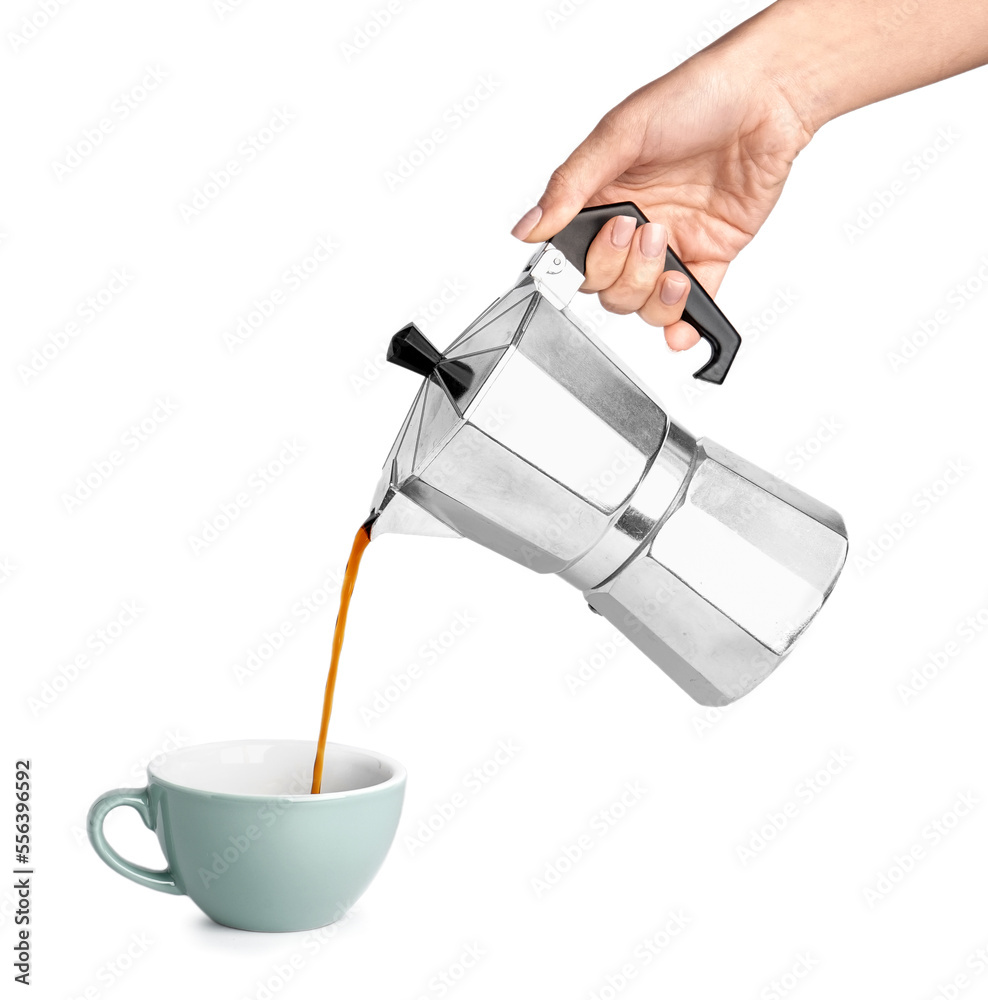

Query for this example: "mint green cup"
[87,739,405,932]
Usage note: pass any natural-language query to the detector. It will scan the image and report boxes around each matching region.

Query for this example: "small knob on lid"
[387,322,474,399]
[387,323,441,378]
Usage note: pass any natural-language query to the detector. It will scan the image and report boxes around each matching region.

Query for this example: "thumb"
[511,119,639,243]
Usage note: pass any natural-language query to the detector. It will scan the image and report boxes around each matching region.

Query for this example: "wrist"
[712,0,846,137]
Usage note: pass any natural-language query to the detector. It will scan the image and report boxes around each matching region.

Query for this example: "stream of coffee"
[310,517,374,794]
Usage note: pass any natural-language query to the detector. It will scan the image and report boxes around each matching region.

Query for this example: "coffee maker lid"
[382,285,538,483]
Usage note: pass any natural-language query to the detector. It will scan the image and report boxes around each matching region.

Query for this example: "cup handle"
[87,787,183,895]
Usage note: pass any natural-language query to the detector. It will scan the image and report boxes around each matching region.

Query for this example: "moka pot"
[368,203,847,706]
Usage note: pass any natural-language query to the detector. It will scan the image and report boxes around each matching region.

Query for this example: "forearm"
[719,0,988,133]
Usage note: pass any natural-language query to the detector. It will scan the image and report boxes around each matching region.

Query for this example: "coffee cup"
[87,739,405,932]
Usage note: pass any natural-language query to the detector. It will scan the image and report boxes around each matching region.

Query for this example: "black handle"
[550,202,741,384]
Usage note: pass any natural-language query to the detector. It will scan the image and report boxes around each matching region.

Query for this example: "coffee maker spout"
[366,479,462,542]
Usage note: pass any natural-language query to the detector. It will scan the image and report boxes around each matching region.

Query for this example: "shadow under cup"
[87,740,406,932]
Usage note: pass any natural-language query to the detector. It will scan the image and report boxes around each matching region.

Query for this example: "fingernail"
[640,222,667,259]
[611,215,636,249]
[661,273,689,305]
[511,205,542,240]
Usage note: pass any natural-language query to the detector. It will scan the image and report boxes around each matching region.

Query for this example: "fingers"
[664,319,700,351]
[585,222,703,350]
[580,215,637,292]
[660,258,728,350]
[590,243,728,352]
[510,116,638,243]
[595,222,672,316]
[638,268,691,329]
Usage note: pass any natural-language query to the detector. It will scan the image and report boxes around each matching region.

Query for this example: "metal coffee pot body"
[369,204,847,706]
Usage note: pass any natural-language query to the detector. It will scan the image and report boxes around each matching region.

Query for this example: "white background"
[4,1,988,998]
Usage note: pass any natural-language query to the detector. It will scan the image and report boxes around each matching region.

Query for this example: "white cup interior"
[148,740,402,797]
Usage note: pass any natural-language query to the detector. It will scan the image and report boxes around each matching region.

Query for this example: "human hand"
[511,47,813,350]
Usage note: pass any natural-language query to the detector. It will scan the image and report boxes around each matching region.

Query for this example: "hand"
[511,48,813,350]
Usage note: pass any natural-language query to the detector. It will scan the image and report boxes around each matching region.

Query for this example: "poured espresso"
[310,518,374,794]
